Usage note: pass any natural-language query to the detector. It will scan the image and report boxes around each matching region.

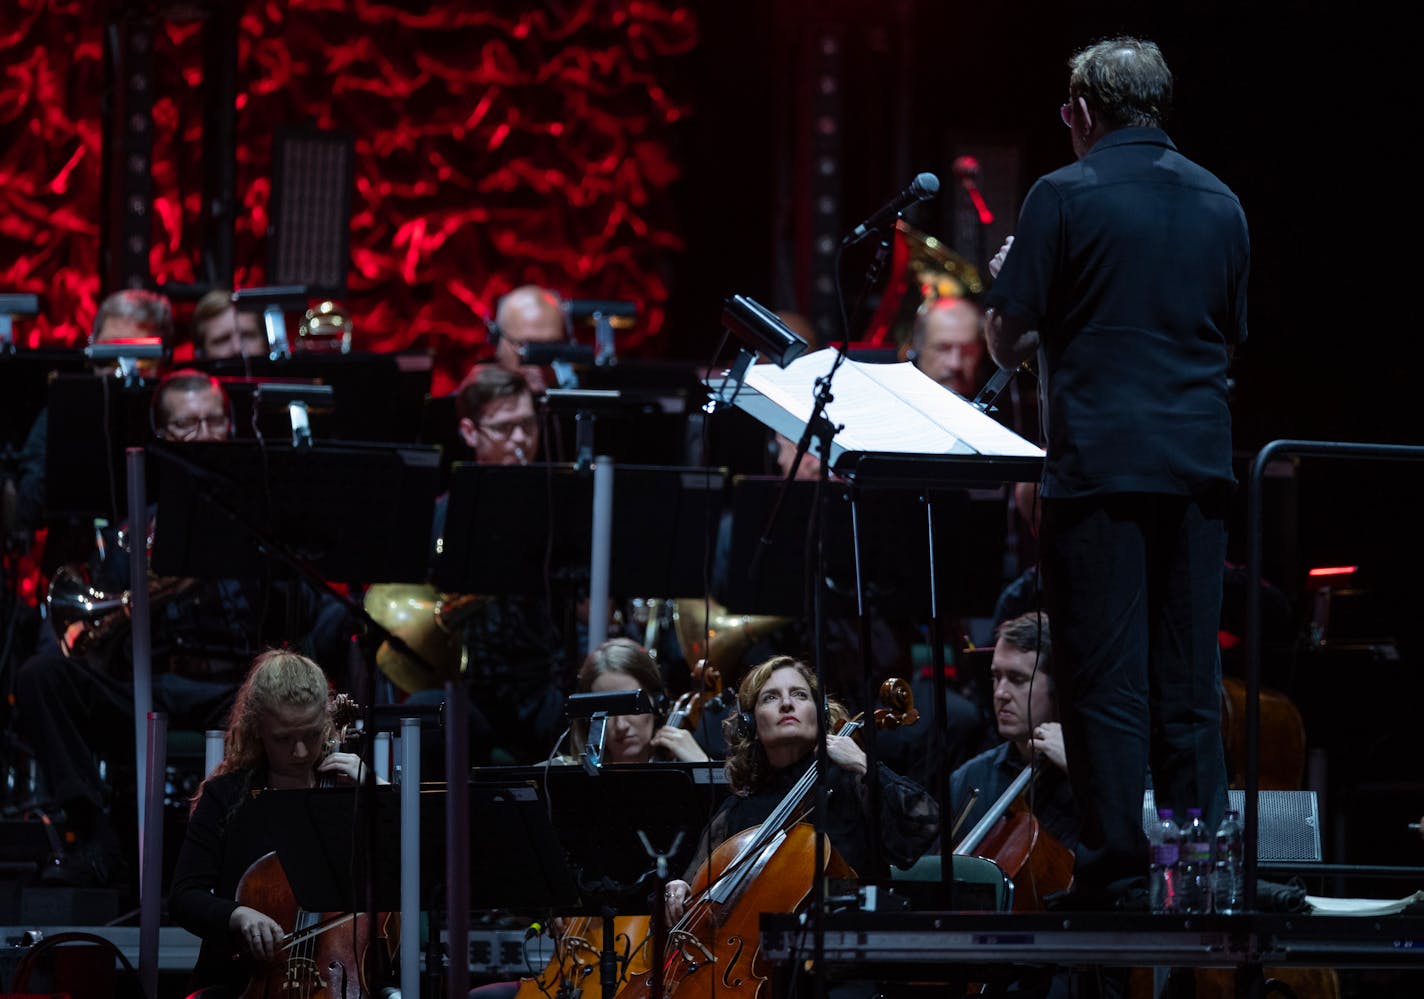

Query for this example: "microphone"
[843,172,939,245]
[952,156,995,226]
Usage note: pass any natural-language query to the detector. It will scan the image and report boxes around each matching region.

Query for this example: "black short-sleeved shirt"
[985,128,1249,499]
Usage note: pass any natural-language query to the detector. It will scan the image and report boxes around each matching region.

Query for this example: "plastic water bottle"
[1178,807,1213,913]
[1213,809,1245,914]
[1148,808,1180,913]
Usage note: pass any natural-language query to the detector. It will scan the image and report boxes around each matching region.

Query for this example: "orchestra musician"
[567,637,710,765]
[191,288,267,361]
[12,370,351,888]
[418,362,570,765]
[948,612,1077,853]
[663,656,938,922]
[168,649,385,997]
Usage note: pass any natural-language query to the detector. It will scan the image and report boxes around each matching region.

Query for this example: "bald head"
[911,298,985,397]
[493,285,566,369]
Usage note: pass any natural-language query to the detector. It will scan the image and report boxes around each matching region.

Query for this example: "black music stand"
[150,440,438,584]
[433,463,726,598]
[473,764,721,912]
[196,351,433,444]
[0,350,87,455]
[253,786,404,912]
[722,476,982,619]
[254,783,580,917]
[43,372,157,518]
[473,764,721,999]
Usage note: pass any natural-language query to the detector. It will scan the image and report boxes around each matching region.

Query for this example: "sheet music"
[740,349,1043,459]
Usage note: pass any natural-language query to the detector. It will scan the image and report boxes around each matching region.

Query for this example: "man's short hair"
[152,368,227,427]
[92,289,174,345]
[996,611,1052,675]
[455,363,531,423]
[1068,36,1172,130]
[191,288,235,351]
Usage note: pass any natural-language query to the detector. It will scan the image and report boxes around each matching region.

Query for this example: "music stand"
[253,786,404,912]
[196,351,433,444]
[721,475,980,619]
[473,764,723,911]
[43,372,157,518]
[253,782,581,913]
[0,350,87,455]
[433,464,727,599]
[150,440,438,584]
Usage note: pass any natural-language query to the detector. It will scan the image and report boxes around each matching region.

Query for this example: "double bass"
[234,696,399,998]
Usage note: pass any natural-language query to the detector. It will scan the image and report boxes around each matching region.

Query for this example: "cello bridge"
[669,930,714,966]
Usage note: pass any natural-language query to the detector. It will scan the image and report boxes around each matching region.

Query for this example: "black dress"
[683,753,939,882]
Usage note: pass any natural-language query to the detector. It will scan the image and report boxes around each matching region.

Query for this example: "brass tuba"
[362,583,488,694]
[47,565,195,657]
[672,597,789,679]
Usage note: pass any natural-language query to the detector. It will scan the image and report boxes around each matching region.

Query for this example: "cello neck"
[953,763,1035,856]
[717,716,863,879]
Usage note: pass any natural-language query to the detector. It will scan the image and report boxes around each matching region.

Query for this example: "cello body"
[512,915,652,999]
[235,851,398,999]
[615,822,853,999]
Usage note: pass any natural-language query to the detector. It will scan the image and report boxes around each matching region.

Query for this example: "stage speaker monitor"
[1143,789,1321,862]
[268,127,354,299]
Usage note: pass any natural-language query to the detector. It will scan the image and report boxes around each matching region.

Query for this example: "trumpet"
[47,565,196,657]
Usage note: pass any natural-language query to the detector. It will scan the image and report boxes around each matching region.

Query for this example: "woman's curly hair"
[722,656,850,794]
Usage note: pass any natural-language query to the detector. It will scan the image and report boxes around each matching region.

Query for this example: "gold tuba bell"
[672,597,789,678]
[363,583,488,694]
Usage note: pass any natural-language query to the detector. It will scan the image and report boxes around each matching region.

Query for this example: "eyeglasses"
[164,414,230,440]
[477,415,538,439]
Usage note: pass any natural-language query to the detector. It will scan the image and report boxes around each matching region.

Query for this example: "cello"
[615,678,918,999]
[951,761,1075,911]
[511,665,724,999]
[234,695,400,998]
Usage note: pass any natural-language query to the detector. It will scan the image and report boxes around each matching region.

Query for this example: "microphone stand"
[804,222,897,999]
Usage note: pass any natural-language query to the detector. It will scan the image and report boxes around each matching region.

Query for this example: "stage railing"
[1244,439,1424,911]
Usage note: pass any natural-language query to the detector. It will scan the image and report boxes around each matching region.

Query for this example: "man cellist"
[947,612,1078,856]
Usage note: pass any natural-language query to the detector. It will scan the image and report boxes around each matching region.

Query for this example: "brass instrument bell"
[363,583,485,694]
[673,597,789,677]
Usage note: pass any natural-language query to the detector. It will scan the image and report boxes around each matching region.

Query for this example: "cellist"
[663,656,938,921]
[948,612,1079,854]
[168,649,386,997]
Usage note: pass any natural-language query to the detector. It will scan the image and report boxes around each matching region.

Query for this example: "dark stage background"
[3,1,1420,879]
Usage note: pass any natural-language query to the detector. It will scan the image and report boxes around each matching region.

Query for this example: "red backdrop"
[0,0,696,393]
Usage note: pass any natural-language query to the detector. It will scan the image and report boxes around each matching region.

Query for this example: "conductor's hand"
[317,751,388,785]
[825,733,867,776]
[988,235,1014,279]
[664,879,692,924]
[1029,722,1067,774]
[231,905,284,962]
[651,726,709,763]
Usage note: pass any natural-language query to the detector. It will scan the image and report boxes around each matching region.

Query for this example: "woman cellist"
[168,649,389,997]
[663,655,938,922]
[566,638,711,765]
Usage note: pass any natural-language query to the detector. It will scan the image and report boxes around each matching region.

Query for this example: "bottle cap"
[1159,808,1174,818]
[1188,807,1202,816]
